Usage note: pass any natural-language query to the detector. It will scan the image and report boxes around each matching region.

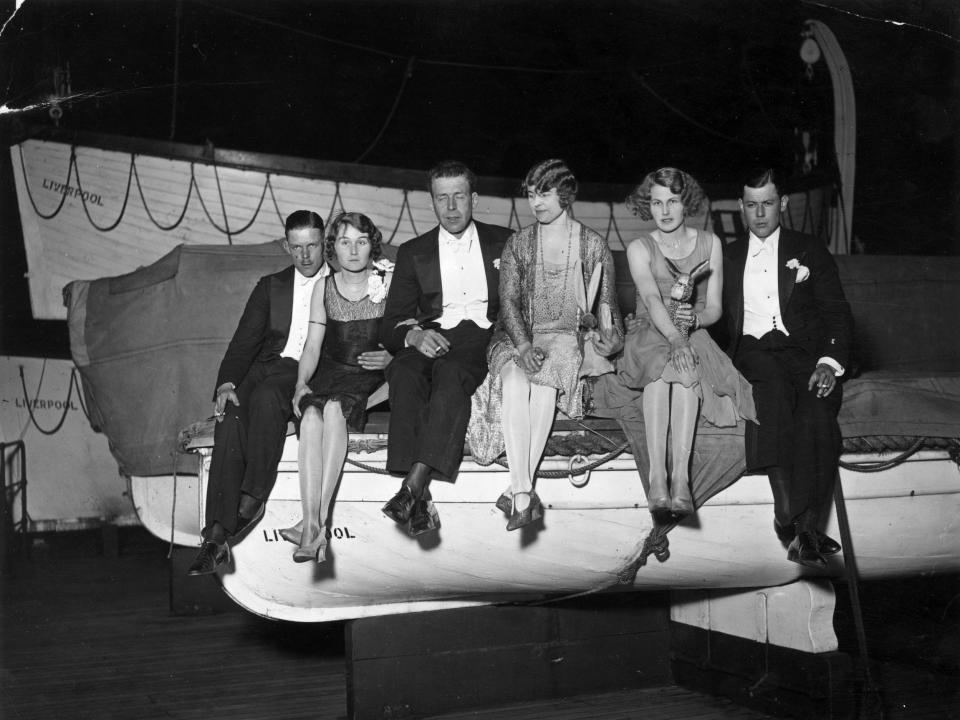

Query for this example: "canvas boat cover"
[64,241,294,475]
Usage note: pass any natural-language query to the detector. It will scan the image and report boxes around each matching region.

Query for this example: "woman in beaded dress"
[283,212,393,563]
[485,159,623,530]
[619,168,755,520]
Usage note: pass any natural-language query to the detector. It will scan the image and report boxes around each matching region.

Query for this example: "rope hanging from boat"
[839,437,928,472]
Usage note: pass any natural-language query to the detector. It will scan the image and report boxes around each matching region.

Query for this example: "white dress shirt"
[437,222,491,330]
[280,264,329,361]
[742,227,843,375]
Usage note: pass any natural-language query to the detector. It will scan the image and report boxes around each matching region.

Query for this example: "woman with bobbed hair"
[618,167,754,520]
[474,159,623,530]
[282,211,394,562]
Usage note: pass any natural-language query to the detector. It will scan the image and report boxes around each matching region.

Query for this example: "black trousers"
[384,320,491,479]
[734,332,843,524]
[203,357,297,536]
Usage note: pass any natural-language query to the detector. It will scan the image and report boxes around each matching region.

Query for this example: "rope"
[212,158,233,244]
[839,437,926,472]
[617,522,675,585]
[266,175,286,227]
[72,147,135,232]
[17,144,71,219]
[17,363,84,436]
[133,159,194,231]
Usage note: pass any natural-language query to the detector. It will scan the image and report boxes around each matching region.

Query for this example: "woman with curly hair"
[478,159,623,530]
[282,211,394,562]
[621,168,755,520]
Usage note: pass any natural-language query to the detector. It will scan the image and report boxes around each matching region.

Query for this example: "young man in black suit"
[723,168,853,568]
[188,210,328,574]
[379,161,512,536]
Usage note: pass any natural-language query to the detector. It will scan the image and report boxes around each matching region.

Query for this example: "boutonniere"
[492,258,501,271]
[785,258,810,283]
[367,258,395,303]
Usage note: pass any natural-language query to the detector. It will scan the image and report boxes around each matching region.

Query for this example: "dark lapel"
[728,238,749,338]
[414,228,443,320]
[270,266,296,336]
[777,229,799,311]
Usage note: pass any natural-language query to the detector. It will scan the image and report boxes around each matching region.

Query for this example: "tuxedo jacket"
[214,265,297,395]
[379,220,513,353]
[722,228,853,368]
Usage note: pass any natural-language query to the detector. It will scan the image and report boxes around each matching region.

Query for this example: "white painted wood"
[131,428,960,623]
[671,580,838,653]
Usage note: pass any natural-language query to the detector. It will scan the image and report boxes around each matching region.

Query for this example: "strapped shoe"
[382,485,417,525]
[506,491,544,532]
[186,540,229,576]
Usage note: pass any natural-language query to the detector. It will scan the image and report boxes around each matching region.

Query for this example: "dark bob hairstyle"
[324,211,383,263]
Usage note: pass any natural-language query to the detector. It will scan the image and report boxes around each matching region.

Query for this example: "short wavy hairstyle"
[324,211,383,263]
[284,209,324,236]
[427,160,478,195]
[625,167,705,221]
[523,158,578,208]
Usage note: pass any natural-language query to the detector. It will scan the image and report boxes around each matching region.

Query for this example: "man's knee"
[433,359,481,396]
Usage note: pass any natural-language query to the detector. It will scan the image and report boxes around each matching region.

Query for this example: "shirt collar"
[294,263,329,285]
[748,226,781,257]
[438,221,477,248]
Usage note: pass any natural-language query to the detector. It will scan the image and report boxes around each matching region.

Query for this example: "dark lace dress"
[297,276,386,432]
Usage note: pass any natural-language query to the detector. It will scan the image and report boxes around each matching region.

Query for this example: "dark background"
[1,0,958,358]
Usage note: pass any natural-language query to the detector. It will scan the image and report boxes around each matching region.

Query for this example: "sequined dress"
[297,276,386,432]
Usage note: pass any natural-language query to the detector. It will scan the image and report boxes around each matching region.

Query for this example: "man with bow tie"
[379,161,512,536]
[722,168,853,568]
[188,210,329,575]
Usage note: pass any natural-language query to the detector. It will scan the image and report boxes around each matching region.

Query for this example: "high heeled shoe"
[670,482,695,519]
[279,523,302,545]
[647,477,671,515]
[506,491,543,531]
[293,533,328,563]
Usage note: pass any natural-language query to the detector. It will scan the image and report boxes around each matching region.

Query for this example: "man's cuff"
[817,357,844,377]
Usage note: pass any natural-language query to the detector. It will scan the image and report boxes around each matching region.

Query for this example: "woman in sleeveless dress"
[621,168,755,520]
[284,212,393,563]
[485,159,623,530]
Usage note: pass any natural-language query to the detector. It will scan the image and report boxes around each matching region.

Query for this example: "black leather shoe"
[232,501,265,543]
[774,519,795,545]
[506,491,544,532]
[187,541,229,576]
[816,532,841,556]
[787,531,826,569]
[382,485,417,525]
[408,498,441,536]
[495,492,512,515]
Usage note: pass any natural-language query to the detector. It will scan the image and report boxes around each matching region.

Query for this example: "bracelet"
[309,320,326,326]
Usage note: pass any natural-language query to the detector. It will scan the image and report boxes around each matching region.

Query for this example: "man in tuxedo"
[723,168,853,568]
[379,160,512,536]
[188,210,328,574]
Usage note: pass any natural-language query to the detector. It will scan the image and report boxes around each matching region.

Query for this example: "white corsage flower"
[492,258,501,271]
[786,258,810,283]
[367,258,394,303]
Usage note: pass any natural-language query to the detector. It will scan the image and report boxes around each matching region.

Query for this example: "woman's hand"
[292,383,311,419]
[591,328,623,357]
[518,344,545,373]
[669,335,697,374]
[358,347,393,370]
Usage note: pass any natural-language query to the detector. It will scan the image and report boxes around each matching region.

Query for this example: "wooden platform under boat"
[132,400,960,623]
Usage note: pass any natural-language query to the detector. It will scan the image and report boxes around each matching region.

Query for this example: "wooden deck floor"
[1,528,957,720]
